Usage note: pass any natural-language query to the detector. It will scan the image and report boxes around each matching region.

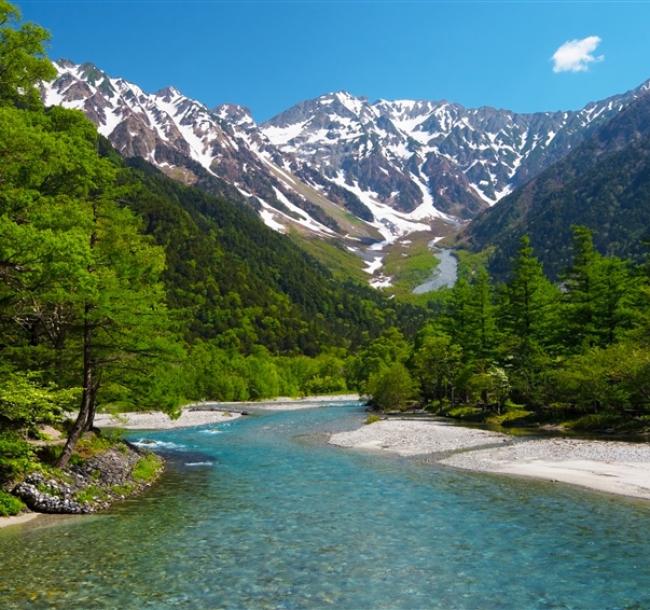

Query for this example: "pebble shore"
[330,419,650,500]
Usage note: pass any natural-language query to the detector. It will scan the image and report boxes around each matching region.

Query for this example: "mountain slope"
[461,92,650,279]
[102,147,400,354]
[41,60,650,285]
[261,85,650,212]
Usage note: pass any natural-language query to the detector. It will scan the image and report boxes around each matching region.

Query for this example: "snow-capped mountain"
[41,61,348,240]
[261,86,650,215]
[41,60,650,285]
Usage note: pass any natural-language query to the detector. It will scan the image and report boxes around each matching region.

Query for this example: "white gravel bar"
[94,394,359,430]
[330,419,650,500]
[94,409,241,430]
[330,419,506,456]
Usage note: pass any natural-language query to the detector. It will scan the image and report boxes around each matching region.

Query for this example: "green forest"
[352,230,650,432]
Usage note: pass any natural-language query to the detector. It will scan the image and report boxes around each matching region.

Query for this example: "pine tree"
[562,226,599,350]
[501,236,558,403]
[563,226,632,351]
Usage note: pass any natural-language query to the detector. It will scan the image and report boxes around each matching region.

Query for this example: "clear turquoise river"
[2,402,650,609]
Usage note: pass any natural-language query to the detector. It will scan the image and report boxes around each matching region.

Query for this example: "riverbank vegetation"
[351,230,650,433]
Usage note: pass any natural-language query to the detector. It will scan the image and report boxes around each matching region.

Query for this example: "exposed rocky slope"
[461,91,650,278]
[41,61,650,283]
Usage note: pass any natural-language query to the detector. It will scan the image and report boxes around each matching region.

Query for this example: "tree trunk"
[83,379,99,433]
[58,308,94,468]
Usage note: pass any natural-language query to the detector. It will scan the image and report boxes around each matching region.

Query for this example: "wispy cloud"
[552,36,604,73]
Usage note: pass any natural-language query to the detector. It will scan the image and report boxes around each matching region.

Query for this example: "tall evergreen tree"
[501,236,558,403]
[563,226,633,351]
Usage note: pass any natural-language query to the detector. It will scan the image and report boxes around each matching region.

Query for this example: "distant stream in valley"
[413,247,458,294]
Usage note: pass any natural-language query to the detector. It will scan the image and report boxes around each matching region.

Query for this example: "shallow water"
[2,402,650,609]
[413,248,457,294]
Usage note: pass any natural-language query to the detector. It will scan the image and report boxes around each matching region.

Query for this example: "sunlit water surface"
[2,402,650,609]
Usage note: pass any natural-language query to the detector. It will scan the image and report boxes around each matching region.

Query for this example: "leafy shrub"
[0,433,33,483]
[0,490,25,516]
[366,362,417,411]
[365,414,381,425]
[568,413,624,432]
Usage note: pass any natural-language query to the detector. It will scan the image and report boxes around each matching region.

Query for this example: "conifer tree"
[501,236,558,403]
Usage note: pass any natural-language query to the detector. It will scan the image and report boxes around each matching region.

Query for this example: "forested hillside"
[0,2,419,484]
[461,93,650,279]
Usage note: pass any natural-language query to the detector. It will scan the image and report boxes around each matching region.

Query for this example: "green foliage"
[131,453,163,483]
[567,413,625,432]
[411,328,462,403]
[346,328,410,393]
[466,366,511,412]
[122,158,400,356]
[0,1,56,108]
[0,432,32,482]
[0,370,78,430]
[547,342,650,415]
[366,362,417,412]
[445,406,484,421]
[365,414,382,425]
[373,227,650,427]
[0,490,25,516]
[563,227,634,351]
[180,342,348,402]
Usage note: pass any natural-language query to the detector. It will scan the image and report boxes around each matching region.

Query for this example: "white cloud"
[552,36,604,73]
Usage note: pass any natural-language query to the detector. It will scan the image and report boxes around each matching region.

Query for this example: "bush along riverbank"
[1,431,163,517]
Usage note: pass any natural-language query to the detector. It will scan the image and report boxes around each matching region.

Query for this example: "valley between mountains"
[41,60,650,290]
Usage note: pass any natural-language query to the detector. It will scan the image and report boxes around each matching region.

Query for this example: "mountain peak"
[213,103,255,125]
[155,86,182,100]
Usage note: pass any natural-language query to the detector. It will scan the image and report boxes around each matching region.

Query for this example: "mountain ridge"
[41,59,650,285]
[460,90,650,278]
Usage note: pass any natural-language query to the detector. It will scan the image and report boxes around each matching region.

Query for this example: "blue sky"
[18,1,650,122]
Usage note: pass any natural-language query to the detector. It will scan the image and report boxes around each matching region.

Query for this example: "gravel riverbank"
[330,419,650,500]
[94,395,359,430]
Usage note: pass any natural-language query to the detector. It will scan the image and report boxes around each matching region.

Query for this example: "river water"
[413,248,458,294]
[2,402,650,609]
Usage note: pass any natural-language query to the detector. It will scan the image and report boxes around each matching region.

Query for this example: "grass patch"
[110,482,136,497]
[382,232,439,298]
[365,414,382,425]
[290,234,367,283]
[74,434,113,459]
[131,453,163,484]
[0,490,25,516]
[446,406,485,421]
[487,409,535,427]
[74,484,109,505]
